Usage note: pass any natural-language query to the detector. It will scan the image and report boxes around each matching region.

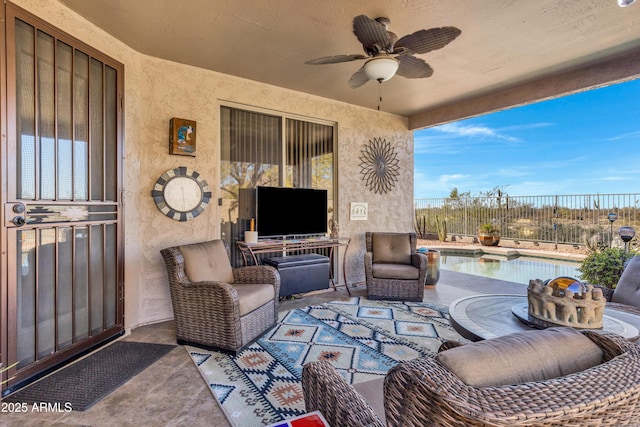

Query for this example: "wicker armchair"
[161,240,280,353]
[595,255,640,316]
[303,329,640,427]
[364,232,427,301]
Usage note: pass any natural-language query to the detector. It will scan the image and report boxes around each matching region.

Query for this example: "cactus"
[436,215,447,241]
[414,213,426,238]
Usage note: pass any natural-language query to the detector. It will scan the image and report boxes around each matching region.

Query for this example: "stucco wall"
[15,0,414,328]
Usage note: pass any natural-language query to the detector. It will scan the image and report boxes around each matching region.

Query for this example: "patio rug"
[4,341,175,411]
[187,296,466,426]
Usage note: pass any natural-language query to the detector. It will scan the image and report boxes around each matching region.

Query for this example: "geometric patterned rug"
[187,297,466,427]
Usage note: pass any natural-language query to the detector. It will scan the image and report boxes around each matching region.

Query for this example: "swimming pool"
[439,254,581,284]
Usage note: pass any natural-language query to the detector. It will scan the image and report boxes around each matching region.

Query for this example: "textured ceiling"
[59,0,640,123]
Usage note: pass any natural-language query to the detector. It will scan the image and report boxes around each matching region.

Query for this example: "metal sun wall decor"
[358,137,400,194]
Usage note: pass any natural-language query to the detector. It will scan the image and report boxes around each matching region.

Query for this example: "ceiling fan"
[306,15,461,88]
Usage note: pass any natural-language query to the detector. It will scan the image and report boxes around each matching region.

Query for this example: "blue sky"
[414,78,640,199]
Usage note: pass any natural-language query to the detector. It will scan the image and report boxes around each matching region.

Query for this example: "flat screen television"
[256,186,328,238]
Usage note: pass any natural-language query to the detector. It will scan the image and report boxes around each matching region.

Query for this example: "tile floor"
[0,271,529,426]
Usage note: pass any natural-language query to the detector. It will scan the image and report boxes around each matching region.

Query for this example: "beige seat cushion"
[372,263,420,280]
[612,256,640,307]
[353,377,386,425]
[235,283,275,316]
[435,327,603,387]
[179,240,234,283]
[372,233,411,265]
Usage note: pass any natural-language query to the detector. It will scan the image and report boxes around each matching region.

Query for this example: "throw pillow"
[435,327,603,387]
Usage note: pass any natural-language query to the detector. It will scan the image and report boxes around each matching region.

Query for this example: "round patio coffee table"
[449,294,639,341]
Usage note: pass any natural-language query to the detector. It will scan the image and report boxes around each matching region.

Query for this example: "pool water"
[439,254,581,285]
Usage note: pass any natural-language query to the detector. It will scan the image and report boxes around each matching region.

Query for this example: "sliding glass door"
[220,105,335,265]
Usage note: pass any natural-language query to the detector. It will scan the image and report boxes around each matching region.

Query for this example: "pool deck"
[423,244,587,263]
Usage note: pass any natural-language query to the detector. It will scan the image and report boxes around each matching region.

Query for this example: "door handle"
[5,203,27,227]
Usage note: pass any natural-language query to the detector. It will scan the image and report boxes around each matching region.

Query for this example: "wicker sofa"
[302,327,640,426]
[597,255,640,316]
[364,232,428,301]
[161,239,280,353]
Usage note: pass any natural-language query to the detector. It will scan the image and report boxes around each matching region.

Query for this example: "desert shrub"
[577,247,637,288]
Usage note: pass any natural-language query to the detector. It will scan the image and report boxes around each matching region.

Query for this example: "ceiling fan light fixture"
[618,0,636,6]
[363,57,399,82]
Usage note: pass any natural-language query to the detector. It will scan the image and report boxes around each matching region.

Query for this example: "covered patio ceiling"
[59,0,640,129]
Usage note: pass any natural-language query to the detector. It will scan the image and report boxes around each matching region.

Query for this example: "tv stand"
[264,254,330,297]
[236,237,351,295]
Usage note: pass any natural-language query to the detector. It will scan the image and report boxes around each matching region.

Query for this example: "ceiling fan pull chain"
[377,79,383,111]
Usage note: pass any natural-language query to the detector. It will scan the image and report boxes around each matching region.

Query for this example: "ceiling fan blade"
[396,56,433,79]
[306,54,368,65]
[394,27,461,55]
[353,15,391,53]
[348,66,370,88]
[387,31,399,50]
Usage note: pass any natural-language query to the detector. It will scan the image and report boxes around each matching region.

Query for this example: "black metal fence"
[414,193,640,247]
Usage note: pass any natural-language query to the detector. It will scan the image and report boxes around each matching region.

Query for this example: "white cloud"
[498,122,554,132]
[440,173,468,182]
[600,176,629,182]
[433,123,520,142]
[413,137,467,155]
[414,169,484,198]
[606,130,640,141]
[495,167,532,178]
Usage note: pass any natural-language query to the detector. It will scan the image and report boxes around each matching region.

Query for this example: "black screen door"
[1,4,124,392]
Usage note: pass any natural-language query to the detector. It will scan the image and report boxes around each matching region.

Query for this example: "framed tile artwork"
[169,118,196,156]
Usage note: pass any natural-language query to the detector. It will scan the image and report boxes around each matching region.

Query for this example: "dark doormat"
[4,341,175,411]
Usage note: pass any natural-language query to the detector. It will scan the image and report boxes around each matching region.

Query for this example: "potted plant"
[478,223,500,246]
